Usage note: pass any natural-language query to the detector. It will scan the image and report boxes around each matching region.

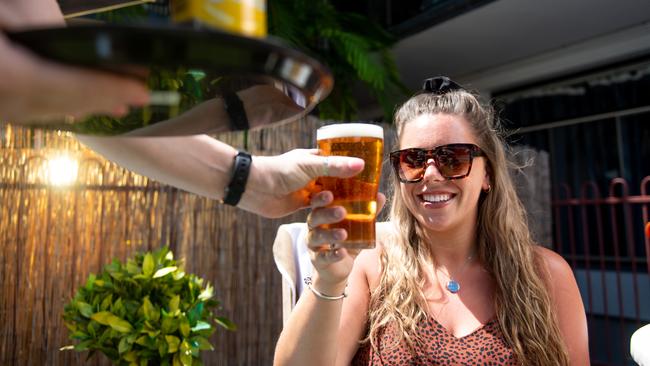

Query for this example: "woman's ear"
[482,166,492,192]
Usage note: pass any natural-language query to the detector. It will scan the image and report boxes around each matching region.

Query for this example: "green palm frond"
[321,29,387,90]
[267,1,309,47]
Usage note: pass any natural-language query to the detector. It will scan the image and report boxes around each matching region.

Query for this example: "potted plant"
[62,246,235,366]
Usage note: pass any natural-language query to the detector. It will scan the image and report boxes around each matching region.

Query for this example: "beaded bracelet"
[303,276,347,301]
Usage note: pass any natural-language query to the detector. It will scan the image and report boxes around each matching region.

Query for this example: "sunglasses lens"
[436,146,472,178]
[398,150,425,181]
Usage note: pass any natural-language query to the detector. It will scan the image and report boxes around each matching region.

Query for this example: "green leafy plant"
[62,246,235,366]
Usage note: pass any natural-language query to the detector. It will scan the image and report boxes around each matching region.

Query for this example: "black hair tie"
[422,76,465,94]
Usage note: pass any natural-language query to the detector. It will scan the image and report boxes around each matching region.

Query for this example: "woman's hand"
[304,190,386,291]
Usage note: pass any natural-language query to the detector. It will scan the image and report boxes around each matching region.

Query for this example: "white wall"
[392,0,650,95]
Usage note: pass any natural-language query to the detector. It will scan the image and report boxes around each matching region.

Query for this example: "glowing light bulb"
[47,155,79,186]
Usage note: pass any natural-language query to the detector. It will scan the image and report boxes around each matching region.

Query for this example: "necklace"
[437,253,474,294]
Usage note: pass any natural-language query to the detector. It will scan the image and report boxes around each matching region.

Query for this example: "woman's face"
[398,113,490,234]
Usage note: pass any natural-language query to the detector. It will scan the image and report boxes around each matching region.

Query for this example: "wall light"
[47,155,79,186]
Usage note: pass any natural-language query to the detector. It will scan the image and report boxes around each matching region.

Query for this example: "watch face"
[6,24,333,136]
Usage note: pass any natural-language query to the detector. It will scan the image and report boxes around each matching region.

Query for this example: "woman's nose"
[422,158,445,181]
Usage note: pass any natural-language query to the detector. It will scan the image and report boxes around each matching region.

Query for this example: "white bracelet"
[303,277,347,301]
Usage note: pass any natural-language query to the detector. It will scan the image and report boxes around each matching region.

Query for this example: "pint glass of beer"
[316,123,384,249]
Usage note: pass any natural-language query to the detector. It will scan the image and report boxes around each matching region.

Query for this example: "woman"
[274,76,589,365]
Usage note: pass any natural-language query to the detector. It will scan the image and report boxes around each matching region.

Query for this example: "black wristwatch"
[222,151,252,206]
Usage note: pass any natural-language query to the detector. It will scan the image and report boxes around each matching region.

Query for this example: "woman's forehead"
[399,113,478,148]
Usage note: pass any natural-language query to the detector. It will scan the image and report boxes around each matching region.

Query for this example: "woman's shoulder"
[533,245,573,279]
[533,246,580,297]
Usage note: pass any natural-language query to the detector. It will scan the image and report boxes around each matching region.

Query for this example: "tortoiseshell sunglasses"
[389,143,485,183]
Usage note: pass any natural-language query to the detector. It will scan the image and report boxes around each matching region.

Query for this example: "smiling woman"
[273,76,590,366]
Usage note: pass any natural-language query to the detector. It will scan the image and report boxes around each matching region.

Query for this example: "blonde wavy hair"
[366,89,569,365]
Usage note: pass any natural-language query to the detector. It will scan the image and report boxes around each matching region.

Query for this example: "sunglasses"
[389,143,485,183]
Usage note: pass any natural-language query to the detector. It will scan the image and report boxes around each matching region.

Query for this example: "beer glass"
[316,123,384,249]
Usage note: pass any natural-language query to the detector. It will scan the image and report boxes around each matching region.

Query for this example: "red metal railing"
[552,176,650,366]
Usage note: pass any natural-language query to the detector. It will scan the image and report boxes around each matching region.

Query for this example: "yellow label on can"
[172,0,267,38]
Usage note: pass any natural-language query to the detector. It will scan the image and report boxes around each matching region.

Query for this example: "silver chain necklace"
[437,253,475,294]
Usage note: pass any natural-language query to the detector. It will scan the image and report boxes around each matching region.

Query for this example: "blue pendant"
[446,280,460,293]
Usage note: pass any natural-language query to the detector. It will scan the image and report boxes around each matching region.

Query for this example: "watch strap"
[222,151,252,206]
[222,92,250,131]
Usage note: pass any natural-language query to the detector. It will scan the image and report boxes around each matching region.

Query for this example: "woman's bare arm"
[537,246,590,365]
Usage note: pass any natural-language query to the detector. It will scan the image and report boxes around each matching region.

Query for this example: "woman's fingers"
[306,190,384,257]
[306,190,347,253]
[308,190,333,209]
[307,205,345,228]
[309,247,345,265]
[307,227,347,252]
[309,247,361,269]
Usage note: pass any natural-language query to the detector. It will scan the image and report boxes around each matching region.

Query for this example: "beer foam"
[317,123,383,140]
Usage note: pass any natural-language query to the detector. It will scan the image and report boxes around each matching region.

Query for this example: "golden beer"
[316,123,383,249]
